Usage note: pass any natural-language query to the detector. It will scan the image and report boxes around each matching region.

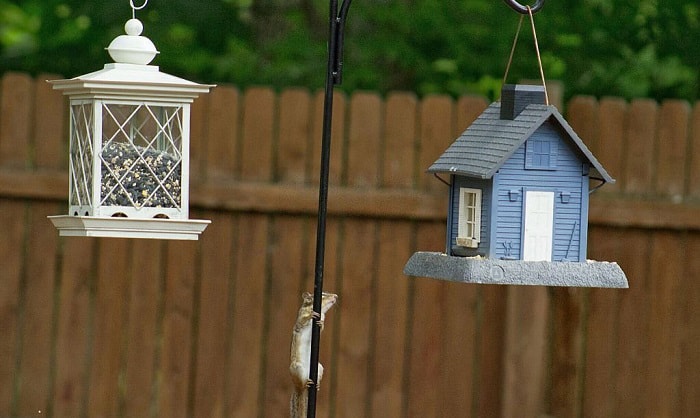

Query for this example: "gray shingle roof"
[428,103,615,184]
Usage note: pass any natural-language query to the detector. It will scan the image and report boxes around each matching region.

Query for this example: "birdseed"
[101,142,181,208]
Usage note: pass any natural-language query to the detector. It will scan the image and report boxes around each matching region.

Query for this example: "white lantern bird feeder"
[48,1,213,240]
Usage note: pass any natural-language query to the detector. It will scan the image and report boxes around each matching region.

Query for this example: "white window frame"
[457,188,482,248]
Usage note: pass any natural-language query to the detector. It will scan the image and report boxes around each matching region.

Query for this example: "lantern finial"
[106,1,158,65]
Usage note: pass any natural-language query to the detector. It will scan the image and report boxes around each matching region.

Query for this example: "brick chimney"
[500,84,547,120]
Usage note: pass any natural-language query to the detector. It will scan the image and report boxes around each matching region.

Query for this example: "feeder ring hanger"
[503,0,545,14]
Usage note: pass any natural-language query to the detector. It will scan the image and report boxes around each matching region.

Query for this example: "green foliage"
[1,0,698,101]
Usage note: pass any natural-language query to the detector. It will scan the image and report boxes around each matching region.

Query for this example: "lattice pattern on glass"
[100,103,184,209]
[69,102,94,210]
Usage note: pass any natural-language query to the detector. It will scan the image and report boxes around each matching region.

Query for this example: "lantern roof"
[50,18,213,101]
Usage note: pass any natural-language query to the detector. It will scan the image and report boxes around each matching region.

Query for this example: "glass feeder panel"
[100,102,184,210]
[69,101,95,211]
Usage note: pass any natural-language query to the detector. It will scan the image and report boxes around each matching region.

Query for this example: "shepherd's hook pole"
[308,0,352,417]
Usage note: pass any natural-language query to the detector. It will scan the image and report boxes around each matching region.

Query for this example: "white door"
[523,191,554,261]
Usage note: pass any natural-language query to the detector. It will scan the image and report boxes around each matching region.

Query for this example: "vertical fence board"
[335,219,376,418]
[346,92,382,186]
[439,94,483,418]
[371,221,411,418]
[335,93,381,417]
[16,203,60,416]
[613,230,651,418]
[566,96,599,151]
[87,239,130,417]
[226,214,268,417]
[263,217,307,417]
[277,89,312,184]
[0,200,25,415]
[382,92,417,188]
[240,88,275,181]
[474,285,507,417]
[192,214,234,418]
[644,231,683,418]
[370,93,416,417]
[686,103,700,198]
[623,100,657,195]
[189,88,209,182]
[307,89,346,416]
[455,96,489,134]
[418,96,454,192]
[52,237,96,418]
[34,74,66,170]
[596,98,628,193]
[312,217,341,418]
[406,222,445,418]
[582,227,622,418]
[656,100,690,198]
[548,287,586,418]
[122,239,163,417]
[157,241,197,418]
[500,286,549,418]
[205,86,239,179]
[311,90,346,186]
[680,232,700,416]
[0,73,32,167]
[440,281,478,417]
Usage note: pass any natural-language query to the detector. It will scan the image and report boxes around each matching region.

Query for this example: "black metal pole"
[308,0,351,417]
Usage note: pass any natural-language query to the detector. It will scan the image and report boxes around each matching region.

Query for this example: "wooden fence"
[1,71,700,418]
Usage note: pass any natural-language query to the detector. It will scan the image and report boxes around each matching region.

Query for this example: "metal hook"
[503,0,545,14]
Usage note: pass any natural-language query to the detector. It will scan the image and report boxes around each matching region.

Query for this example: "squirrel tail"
[290,389,308,418]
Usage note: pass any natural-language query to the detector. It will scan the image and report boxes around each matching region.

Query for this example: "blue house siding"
[448,176,492,256]
[494,121,588,261]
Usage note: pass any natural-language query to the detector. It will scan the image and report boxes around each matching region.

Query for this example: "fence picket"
[157,240,198,418]
[596,98,628,193]
[0,73,32,167]
[240,87,275,181]
[687,103,700,198]
[680,232,700,416]
[263,216,307,417]
[0,200,25,415]
[418,96,454,192]
[623,100,657,195]
[205,86,240,179]
[87,239,131,417]
[226,214,268,417]
[15,203,61,416]
[656,100,691,198]
[645,231,684,417]
[278,88,312,184]
[406,222,445,418]
[311,90,346,186]
[122,239,163,417]
[613,230,651,418]
[35,74,66,170]
[52,237,96,418]
[192,213,234,418]
[582,226,622,418]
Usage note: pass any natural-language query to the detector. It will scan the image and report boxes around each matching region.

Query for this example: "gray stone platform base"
[403,252,628,288]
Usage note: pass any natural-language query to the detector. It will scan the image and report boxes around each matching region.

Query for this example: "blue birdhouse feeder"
[404,84,628,288]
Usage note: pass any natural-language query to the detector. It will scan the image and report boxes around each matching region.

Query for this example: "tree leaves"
[0,0,697,101]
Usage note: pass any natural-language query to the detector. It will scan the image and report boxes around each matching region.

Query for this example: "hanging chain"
[130,0,149,19]
[501,5,549,105]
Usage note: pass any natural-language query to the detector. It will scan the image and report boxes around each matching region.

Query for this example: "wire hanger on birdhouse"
[501,0,549,105]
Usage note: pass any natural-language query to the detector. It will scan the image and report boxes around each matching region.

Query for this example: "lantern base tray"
[48,215,210,240]
[404,252,628,288]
